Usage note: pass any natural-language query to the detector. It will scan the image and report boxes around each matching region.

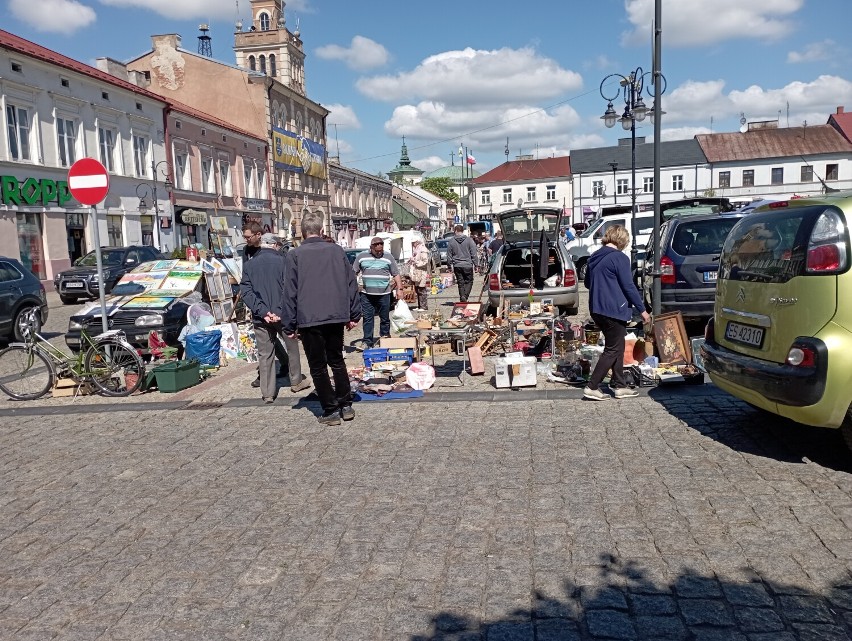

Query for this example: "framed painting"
[653,311,691,366]
[204,273,224,301]
[449,302,481,321]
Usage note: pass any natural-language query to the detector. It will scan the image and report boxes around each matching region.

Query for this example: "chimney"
[151,34,182,51]
[838,106,845,115]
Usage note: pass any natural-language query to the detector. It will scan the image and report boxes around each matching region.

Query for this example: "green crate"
[151,359,200,393]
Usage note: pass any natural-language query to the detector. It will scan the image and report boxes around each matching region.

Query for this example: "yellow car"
[702,192,852,448]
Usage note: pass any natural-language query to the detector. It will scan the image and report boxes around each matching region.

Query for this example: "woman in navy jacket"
[583,225,650,400]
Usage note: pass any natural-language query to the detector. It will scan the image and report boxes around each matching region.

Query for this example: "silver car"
[486,207,579,316]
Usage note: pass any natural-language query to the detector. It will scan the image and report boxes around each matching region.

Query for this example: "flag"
[466,152,476,165]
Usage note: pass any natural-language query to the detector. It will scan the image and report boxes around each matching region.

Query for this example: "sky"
[6,0,852,177]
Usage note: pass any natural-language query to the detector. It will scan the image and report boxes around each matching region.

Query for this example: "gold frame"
[652,311,691,365]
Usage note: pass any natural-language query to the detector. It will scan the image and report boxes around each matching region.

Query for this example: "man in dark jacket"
[447,224,478,301]
[240,234,309,403]
[282,213,361,425]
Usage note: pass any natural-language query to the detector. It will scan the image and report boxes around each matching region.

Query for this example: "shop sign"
[245,198,271,211]
[1,175,72,207]
[180,209,207,225]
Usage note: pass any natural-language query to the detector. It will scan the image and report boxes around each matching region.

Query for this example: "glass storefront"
[65,212,86,263]
[107,214,123,246]
[140,215,155,247]
[179,224,199,248]
[16,212,46,279]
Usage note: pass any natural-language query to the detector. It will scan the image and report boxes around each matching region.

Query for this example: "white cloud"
[98,0,311,20]
[621,0,803,47]
[315,36,389,71]
[728,75,852,123]
[661,79,732,124]
[10,0,96,34]
[325,104,361,130]
[412,156,447,173]
[583,54,617,71]
[787,40,836,63]
[358,47,582,107]
[660,126,713,141]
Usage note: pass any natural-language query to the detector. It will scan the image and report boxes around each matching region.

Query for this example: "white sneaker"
[583,386,610,401]
[614,387,639,399]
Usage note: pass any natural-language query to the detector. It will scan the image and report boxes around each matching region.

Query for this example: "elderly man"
[240,232,310,403]
[353,236,404,348]
[282,213,361,425]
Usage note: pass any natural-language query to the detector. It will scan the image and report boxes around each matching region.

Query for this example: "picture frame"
[691,337,707,372]
[205,273,224,301]
[652,311,691,365]
[219,273,232,300]
[449,301,481,321]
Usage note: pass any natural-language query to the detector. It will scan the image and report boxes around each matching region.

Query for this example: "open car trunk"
[500,245,563,290]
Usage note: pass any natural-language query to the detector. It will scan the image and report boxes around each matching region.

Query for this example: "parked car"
[0,257,48,342]
[642,211,745,320]
[701,193,852,449]
[54,245,162,304]
[432,238,450,267]
[486,207,579,316]
[345,248,361,265]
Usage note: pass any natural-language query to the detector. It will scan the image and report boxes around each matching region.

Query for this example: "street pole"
[652,0,663,316]
[630,82,637,271]
[90,206,109,334]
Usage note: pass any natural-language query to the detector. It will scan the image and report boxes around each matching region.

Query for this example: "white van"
[353,230,426,262]
[566,212,655,280]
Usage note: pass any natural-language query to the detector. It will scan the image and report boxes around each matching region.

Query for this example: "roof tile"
[472,156,570,184]
[696,124,852,162]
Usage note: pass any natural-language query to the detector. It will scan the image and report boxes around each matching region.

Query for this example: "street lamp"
[608,162,618,204]
[136,159,173,219]
[600,67,665,271]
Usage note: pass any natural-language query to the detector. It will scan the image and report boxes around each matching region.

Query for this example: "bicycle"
[0,308,145,400]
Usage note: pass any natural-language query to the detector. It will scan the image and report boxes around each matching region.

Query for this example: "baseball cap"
[260,233,280,247]
[370,236,384,245]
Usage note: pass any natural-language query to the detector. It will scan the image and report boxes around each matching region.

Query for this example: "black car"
[432,239,450,267]
[0,257,48,342]
[54,246,163,304]
[642,211,745,320]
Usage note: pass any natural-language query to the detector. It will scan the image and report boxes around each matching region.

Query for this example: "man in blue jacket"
[282,213,362,425]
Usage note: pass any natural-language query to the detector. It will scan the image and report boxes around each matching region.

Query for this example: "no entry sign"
[67,157,109,206]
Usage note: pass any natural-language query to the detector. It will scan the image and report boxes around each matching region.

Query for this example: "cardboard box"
[431,342,453,356]
[379,336,419,360]
[52,378,93,397]
[494,355,537,388]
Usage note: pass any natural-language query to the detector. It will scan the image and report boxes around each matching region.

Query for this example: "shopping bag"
[390,299,414,333]
[405,361,436,390]
[185,329,221,366]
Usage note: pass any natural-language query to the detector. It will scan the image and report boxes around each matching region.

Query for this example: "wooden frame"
[450,302,481,321]
[653,311,691,365]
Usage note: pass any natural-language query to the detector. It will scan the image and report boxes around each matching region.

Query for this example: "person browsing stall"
[447,224,478,301]
[408,238,431,311]
[583,224,650,401]
[353,237,403,348]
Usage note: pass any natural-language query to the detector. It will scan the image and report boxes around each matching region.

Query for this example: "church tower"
[233,0,306,96]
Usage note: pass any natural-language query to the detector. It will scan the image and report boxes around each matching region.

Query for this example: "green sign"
[0,176,72,207]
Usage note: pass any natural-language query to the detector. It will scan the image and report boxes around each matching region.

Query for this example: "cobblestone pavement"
[2,276,852,640]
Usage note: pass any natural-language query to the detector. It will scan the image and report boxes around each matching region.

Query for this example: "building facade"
[328,158,393,247]
[0,29,170,288]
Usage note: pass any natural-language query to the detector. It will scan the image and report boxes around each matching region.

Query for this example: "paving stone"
[585,609,636,639]
[777,594,835,623]
[678,599,734,627]
[733,606,784,632]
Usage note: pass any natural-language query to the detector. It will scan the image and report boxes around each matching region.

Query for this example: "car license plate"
[703,271,718,283]
[725,321,764,347]
[65,282,84,288]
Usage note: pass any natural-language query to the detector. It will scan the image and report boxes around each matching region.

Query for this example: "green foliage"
[170,247,186,259]
[702,187,717,197]
[419,177,459,202]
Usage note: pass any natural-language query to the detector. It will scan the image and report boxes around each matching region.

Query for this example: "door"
[66,213,87,264]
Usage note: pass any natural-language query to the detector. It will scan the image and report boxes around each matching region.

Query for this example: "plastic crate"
[151,359,200,393]
[387,348,414,364]
[363,348,389,368]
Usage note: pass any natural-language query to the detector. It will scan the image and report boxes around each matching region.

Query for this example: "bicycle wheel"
[0,345,55,400]
[84,339,145,397]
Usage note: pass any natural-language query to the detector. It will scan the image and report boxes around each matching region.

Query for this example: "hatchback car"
[486,207,579,316]
[54,245,162,304]
[0,257,48,342]
[701,192,852,448]
[642,211,745,320]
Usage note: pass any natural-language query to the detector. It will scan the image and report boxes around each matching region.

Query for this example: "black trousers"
[588,313,628,390]
[453,266,475,302]
[299,323,351,414]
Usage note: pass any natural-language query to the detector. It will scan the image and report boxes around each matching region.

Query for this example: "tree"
[419,177,459,203]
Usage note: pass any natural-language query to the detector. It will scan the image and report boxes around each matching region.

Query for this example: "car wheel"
[59,294,77,305]
[576,260,588,282]
[13,306,41,342]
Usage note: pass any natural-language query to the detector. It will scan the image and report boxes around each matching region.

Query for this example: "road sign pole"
[90,205,109,335]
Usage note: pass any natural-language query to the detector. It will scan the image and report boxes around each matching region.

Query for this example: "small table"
[416,326,471,387]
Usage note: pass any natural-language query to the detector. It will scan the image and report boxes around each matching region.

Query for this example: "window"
[175,121,182,130]
[827,164,839,181]
[770,167,784,185]
[101,91,109,101]
[173,151,190,190]
[16,212,45,279]
[140,215,154,247]
[672,174,684,191]
[135,102,142,111]
[257,166,267,199]
[801,166,813,182]
[11,61,22,73]
[592,180,604,198]
[249,55,256,71]
[270,55,276,77]
[617,179,629,195]
[98,127,116,172]
[643,177,654,193]
[0,261,23,282]
[526,186,536,202]
[481,190,491,205]
[5,103,31,161]
[219,159,232,196]
[546,185,556,200]
[133,135,148,177]
[742,169,754,187]
[107,215,123,246]
[201,157,214,193]
[56,117,77,167]
[244,162,257,198]
[60,78,69,88]
[719,171,730,188]
[259,55,266,75]
[260,12,270,30]
[502,188,512,204]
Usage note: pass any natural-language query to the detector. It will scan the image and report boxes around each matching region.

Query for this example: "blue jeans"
[361,292,391,347]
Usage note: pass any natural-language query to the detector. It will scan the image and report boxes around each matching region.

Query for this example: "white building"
[0,30,171,286]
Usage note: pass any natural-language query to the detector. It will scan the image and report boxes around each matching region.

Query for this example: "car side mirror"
[125,258,137,265]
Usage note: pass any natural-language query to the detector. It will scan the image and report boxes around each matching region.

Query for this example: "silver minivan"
[486,207,579,316]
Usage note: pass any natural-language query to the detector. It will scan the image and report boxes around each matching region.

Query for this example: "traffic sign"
[67,157,109,206]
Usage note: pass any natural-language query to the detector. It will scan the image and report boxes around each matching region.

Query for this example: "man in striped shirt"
[353,237,404,348]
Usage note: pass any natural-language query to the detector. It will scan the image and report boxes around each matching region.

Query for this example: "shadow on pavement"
[647,384,852,474]
[411,553,852,640]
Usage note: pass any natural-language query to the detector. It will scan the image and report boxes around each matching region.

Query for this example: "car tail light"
[786,344,816,368]
[660,256,675,285]
[489,273,500,291]
[563,268,576,287]
[806,210,848,274]
[769,201,789,209]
